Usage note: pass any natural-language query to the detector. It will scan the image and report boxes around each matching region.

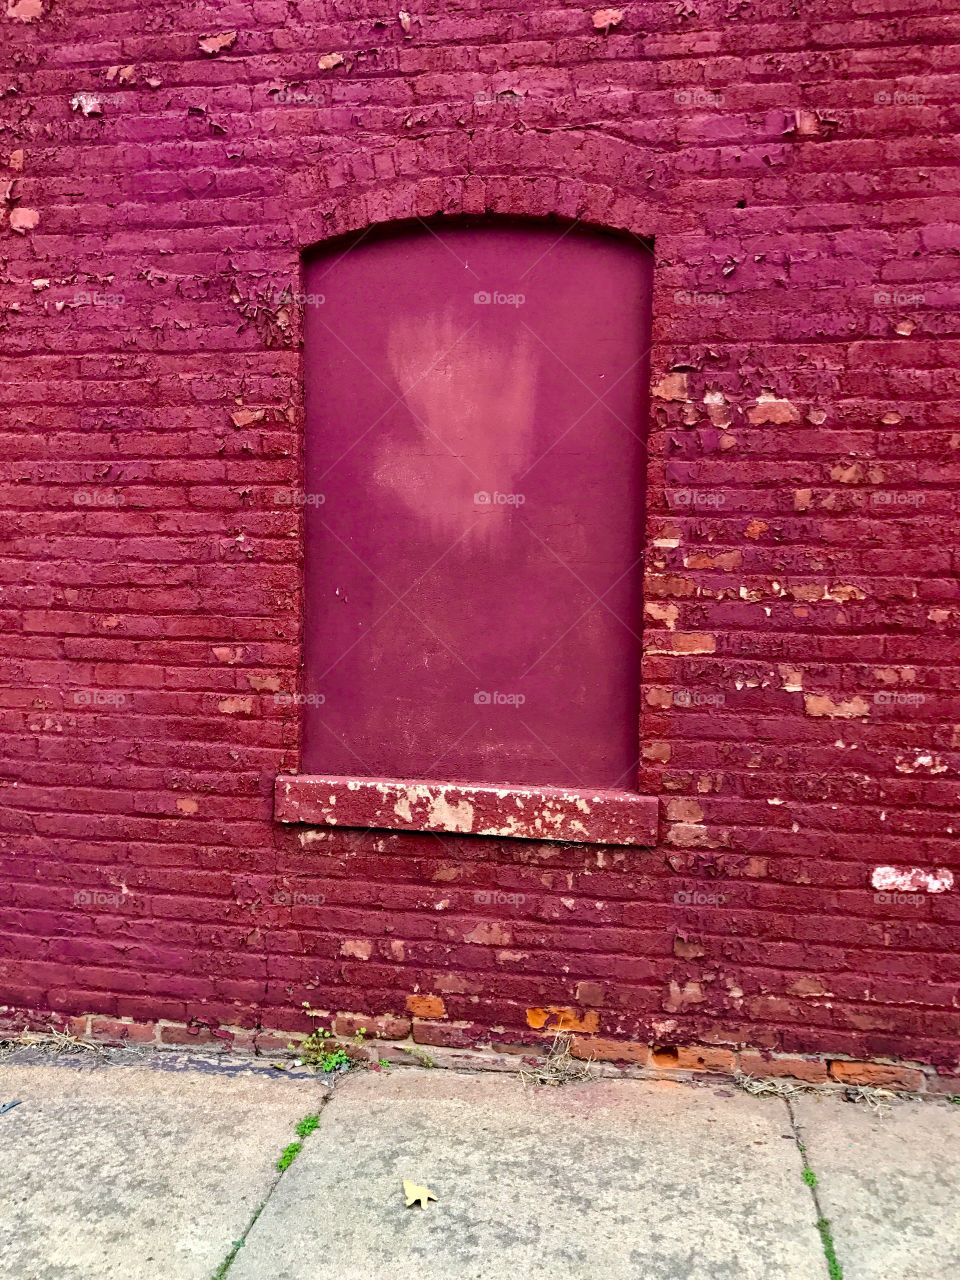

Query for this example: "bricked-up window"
[281,219,657,845]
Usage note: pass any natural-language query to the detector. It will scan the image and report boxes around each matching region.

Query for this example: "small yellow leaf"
[403,1179,437,1208]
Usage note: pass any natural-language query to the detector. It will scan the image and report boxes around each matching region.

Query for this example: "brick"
[738,1052,830,1085]
[333,1013,412,1041]
[923,1074,960,1098]
[158,1023,236,1048]
[526,1007,601,1034]
[411,1020,477,1048]
[570,1037,650,1065]
[651,1046,738,1075]
[828,1061,927,1092]
[88,1017,157,1046]
[406,995,447,1019]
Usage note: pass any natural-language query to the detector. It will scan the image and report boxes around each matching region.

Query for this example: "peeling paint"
[275,775,659,846]
[872,867,954,894]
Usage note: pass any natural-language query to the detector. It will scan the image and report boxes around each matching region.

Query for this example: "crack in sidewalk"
[785,1096,845,1280]
[211,1089,335,1279]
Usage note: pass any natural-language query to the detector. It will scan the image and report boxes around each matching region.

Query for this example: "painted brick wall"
[2,0,959,1074]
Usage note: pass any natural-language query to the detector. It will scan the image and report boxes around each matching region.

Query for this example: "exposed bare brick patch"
[570,1037,650,1065]
[738,1053,829,1085]
[651,1046,737,1075]
[406,994,446,1020]
[828,1061,926,1091]
[526,1007,601,1034]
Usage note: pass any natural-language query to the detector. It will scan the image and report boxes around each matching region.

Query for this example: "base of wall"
[3,1006,957,1098]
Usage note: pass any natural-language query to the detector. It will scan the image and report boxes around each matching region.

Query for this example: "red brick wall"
[3,0,959,1073]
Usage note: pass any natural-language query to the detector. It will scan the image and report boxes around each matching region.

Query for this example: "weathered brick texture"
[2,1,959,1071]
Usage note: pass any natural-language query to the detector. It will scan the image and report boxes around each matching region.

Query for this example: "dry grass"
[519,1032,594,1088]
[0,1028,109,1059]
[839,1083,901,1115]
[734,1069,904,1117]
[733,1070,815,1099]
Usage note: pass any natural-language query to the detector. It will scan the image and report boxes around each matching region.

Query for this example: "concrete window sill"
[274,775,659,847]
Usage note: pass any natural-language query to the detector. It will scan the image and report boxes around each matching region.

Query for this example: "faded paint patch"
[895,752,947,775]
[9,208,39,234]
[426,792,474,832]
[379,315,537,540]
[651,372,688,401]
[644,601,679,629]
[341,939,373,959]
[664,980,705,1012]
[872,866,954,894]
[7,0,43,20]
[70,93,103,117]
[464,921,511,945]
[803,693,870,719]
[217,696,253,715]
[592,8,624,31]
[747,391,800,424]
[275,775,658,846]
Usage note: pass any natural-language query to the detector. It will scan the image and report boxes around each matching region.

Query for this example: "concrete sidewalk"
[0,1050,957,1280]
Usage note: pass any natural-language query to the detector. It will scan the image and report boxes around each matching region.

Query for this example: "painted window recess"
[276,217,658,846]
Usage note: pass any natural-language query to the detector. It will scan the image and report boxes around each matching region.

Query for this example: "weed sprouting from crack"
[786,1099,844,1279]
[816,1217,844,1280]
[519,1032,594,1088]
[401,1045,437,1069]
[293,1004,367,1075]
[213,1109,326,1277]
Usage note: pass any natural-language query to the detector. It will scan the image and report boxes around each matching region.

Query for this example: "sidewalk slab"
[232,1068,824,1280]
[792,1094,960,1280]
[0,1056,323,1280]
